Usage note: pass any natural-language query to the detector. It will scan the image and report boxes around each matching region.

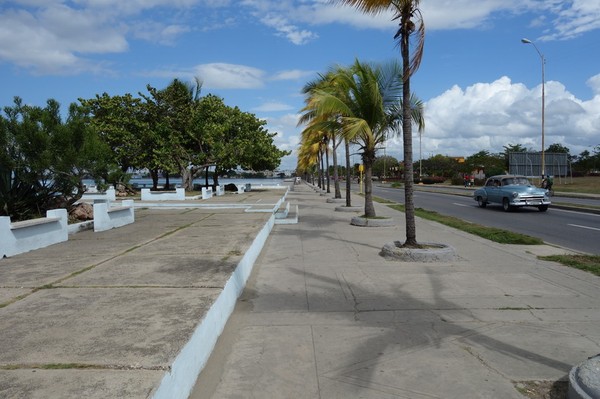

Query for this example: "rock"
[70,203,94,221]
[224,183,239,192]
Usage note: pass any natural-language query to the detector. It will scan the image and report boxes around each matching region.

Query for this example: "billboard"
[508,152,569,177]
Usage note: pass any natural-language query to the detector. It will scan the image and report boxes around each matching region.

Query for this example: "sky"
[1,0,599,172]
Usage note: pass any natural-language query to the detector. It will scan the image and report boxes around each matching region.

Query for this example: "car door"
[487,178,502,203]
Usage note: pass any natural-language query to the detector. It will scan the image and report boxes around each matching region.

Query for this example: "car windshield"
[502,177,530,186]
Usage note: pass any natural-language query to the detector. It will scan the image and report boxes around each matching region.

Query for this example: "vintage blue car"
[473,175,551,212]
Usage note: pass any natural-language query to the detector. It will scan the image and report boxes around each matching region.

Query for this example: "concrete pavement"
[0,188,287,399]
[1,182,599,398]
[191,182,600,398]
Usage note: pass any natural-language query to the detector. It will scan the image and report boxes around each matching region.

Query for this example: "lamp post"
[521,38,546,177]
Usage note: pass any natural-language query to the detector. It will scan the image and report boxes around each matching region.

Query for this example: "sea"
[83,177,291,190]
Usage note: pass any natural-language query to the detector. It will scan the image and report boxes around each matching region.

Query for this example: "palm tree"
[300,73,345,199]
[335,0,425,246]
[303,59,423,218]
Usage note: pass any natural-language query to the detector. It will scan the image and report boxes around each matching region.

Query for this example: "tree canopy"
[1,97,112,220]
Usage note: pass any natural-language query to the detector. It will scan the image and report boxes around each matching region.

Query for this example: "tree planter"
[380,241,456,262]
[350,216,394,227]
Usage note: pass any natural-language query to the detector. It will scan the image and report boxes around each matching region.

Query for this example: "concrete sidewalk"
[0,189,288,399]
[191,183,600,398]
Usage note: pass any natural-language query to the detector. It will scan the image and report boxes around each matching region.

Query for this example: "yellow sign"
[358,164,364,172]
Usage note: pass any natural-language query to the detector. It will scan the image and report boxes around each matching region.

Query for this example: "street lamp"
[521,38,546,177]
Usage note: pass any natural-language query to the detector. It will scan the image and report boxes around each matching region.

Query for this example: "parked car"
[473,175,551,212]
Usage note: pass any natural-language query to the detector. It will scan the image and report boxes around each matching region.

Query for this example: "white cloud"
[260,14,318,45]
[539,0,600,41]
[0,6,125,74]
[260,112,302,169]
[394,76,600,159]
[252,101,295,112]
[587,73,600,95]
[271,69,315,81]
[192,63,265,89]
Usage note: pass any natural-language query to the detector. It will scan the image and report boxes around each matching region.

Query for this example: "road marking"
[453,202,470,207]
[568,224,600,231]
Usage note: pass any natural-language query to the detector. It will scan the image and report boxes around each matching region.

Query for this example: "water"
[83,177,289,189]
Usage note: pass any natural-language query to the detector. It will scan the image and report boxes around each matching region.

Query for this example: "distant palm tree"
[300,73,345,199]
[303,60,423,218]
[335,0,425,246]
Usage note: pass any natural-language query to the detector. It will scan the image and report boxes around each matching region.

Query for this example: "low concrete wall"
[0,209,68,258]
[201,187,213,200]
[93,200,135,232]
[215,185,225,196]
[81,187,116,203]
[141,188,185,201]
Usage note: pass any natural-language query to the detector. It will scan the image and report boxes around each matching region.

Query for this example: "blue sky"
[1,0,599,171]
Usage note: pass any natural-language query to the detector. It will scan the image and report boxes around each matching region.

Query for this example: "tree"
[79,93,152,187]
[1,97,111,220]
[373,155,400,179]
[300,72,345,199]
[302,60,424,218]
[463,150,505,178]
[336,0,425,246]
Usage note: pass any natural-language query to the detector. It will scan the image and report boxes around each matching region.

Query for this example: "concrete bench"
[81,187,116,203]
[202,187,213,199]
[94,200,135,232]
[141,188,185,201]
[0,209,68,258]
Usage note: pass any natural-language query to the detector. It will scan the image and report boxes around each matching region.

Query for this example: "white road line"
[453,202,470,207]
[568,224,600,231]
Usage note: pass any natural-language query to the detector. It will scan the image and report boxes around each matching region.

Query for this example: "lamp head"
[521,38,532,44]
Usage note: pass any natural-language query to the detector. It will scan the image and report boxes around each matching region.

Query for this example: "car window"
[486,179,495,187]
[516,177,530,185]
[502,178,513,186]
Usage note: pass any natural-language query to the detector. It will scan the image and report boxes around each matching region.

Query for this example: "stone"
[70,203,94,221]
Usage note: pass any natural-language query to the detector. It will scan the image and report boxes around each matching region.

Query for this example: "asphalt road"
[367,184,600,255]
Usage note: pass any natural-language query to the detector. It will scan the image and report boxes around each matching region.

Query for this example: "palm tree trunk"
[363,150,376,218]
[325,146,331,193]
[332,136,341,198]
[402,7,417,247]
[345,138,352,207]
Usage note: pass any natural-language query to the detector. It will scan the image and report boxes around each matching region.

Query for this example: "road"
[365,184,600,255]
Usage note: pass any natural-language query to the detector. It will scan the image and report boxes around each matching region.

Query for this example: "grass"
[388,204,544,245]
[547,175,600,194]
[539,254,600,276]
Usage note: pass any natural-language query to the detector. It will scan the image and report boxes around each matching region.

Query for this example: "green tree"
[300,72,347,199]
[302,60,424,218]
[337,0,425,246]
[1,97,111,220]
[373,155,400,179]
[464,150,505,178]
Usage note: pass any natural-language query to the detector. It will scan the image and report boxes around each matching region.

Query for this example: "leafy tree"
[300,72,347,199]
[463,150,505,177]
[1,97,111,220]
[337,0,425,247]
[302,60,424,218]
[421,154,459,178]
[373,155,400,179]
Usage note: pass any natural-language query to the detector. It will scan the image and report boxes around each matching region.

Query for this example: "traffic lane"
[371,186,600,255]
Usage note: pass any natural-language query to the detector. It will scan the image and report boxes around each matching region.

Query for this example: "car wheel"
[538,205,548,212]
[502,198,512,212]
[477,197,487,208]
